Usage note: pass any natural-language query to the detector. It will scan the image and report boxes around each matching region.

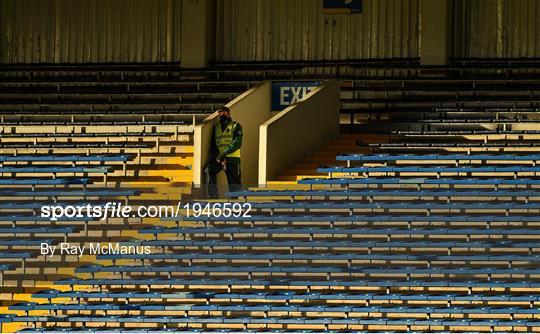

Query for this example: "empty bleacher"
[3,60,540,332]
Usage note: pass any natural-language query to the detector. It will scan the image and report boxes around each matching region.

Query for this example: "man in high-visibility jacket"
[205,106,243,198]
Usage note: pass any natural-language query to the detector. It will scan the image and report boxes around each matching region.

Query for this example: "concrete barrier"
[193,81,271,188]
[258,80,340,185]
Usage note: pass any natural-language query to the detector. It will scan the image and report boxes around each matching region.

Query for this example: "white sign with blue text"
[271,81,320,111]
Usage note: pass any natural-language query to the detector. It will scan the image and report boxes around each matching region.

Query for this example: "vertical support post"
[181,0,214,68]
[420,0,452,65]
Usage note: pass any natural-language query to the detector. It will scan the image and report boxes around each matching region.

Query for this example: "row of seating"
[346,80,540,90]
[298,177,540,185]
[336,153,540,161]
[0,155,129,162]
[54,277,540,289]
[95,252,540,263]
[10,303,540,316]
[7,315,540,327]
[229,188,540,198]
[28,288,540,302]
[129,238,537,249]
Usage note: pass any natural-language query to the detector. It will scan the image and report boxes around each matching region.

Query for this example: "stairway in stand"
[272,133,391,183]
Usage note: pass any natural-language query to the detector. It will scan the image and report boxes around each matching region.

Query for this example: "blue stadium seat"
[0,166,110,173]
[0,155,129,162]
[228,188,540,198]
[0,178,89,185]
[336,153,540,161]
[317,166,540,173]
[298,177,540,185]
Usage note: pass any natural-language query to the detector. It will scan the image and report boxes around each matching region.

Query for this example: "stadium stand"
[2,59,540,332]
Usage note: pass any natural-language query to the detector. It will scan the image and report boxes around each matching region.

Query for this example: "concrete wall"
[259,80,340,185]
[193,81,271,188]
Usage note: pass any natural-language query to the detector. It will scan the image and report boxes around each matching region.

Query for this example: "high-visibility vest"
[215,121,241,158]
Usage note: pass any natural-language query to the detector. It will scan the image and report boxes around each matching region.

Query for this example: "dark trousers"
[204,158,241,198]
